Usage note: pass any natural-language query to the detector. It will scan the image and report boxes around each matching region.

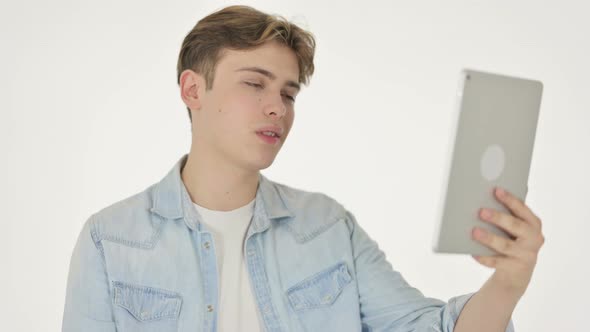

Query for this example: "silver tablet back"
[432,69,543,255]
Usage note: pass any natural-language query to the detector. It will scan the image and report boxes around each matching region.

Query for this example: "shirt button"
[207,304,214,312]
[140,311,149,319]
[204,242,210,249]
[247,250,255,256]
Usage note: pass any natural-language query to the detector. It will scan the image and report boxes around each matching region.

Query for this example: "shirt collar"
[149,154,294,231]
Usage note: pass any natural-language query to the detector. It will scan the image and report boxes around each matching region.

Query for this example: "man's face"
[185,41,300,172]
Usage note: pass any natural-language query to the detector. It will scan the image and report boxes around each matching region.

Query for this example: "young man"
[62,5,544,332]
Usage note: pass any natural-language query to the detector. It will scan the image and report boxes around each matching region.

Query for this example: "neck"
[180,147,259,212]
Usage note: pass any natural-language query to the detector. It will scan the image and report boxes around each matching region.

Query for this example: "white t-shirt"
[193,198,263,332]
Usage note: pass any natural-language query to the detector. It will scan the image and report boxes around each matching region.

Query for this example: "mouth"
[255,124,284,145]
[256,130,281,145]
[256,130,281,138]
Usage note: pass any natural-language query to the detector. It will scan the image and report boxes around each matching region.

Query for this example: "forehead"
[216,42,300,82]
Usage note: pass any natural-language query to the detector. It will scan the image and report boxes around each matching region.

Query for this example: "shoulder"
[267,179,353,243]
[275,180,347,219]
[86,183,162,249]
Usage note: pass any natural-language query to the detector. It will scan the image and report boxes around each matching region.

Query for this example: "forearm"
[454,275,520,332]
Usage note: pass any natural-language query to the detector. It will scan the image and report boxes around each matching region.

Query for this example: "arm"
[455,186,545,332]
[62,214,117,332]
[454,275,519,332]
[345,210,514,331]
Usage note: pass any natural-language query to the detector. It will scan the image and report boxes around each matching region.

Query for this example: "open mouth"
[256,131,281,144]
[257,130,280,138]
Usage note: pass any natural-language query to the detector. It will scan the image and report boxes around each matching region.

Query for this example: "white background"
[2,0,589,331]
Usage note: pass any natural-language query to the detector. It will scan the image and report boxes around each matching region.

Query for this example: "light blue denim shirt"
[62,154,515,332]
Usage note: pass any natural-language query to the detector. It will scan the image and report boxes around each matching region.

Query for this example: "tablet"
[432,69,543,256]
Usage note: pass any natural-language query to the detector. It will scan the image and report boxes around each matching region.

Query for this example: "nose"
[263,94,287,119]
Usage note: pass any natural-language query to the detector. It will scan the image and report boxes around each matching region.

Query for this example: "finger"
[472,254,508,269]
[472,227,524,259]
[472,254,534,272]
[480,208,545,250]
[479,208,532,240]
[495,187,542,229]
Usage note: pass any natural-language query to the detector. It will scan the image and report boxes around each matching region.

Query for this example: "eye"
[282,93,295,102]
[244,81,263,89]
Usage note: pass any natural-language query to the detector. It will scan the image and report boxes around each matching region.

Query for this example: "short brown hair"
[176,5,316,123]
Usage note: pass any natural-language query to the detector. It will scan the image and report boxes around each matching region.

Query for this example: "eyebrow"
[235,66,301,91]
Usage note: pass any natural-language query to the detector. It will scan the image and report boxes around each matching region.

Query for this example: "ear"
[179,69,206,112]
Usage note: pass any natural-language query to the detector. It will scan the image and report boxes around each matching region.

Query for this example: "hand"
[471,187,545,299]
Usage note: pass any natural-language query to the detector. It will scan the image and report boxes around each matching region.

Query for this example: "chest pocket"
[286,261,353,311]
[112,280,182,332]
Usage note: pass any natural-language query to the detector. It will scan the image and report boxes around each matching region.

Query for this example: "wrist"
[488,272,525,303]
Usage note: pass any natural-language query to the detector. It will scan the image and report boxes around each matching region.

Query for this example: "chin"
[256,157,276,170]
[246,153,277,171]
[238,141,282,171]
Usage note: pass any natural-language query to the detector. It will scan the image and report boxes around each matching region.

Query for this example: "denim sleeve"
[345,210,515,332]
[62,214,117,332]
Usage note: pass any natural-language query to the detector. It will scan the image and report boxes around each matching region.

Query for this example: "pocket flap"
[286,262,353,311]
[112,281,182,322]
